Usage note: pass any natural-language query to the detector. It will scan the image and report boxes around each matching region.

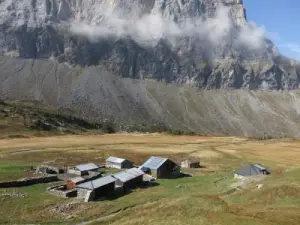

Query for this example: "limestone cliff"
[0,0,300,137]
[0,0,298,89]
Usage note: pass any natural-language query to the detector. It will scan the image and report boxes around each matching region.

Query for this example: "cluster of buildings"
[44,155,271,202]
[47,156,201,202]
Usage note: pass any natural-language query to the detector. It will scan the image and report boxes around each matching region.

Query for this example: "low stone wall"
[0,176,59,188]
[47,185,77,198]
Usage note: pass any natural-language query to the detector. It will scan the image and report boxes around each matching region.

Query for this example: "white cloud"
[69,4,266,50]
[238,21,266,50]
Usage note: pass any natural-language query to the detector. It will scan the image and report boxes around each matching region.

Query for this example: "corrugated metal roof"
[113,168,145,182]
[106,156,126,164]
[127,168,145,176]
[140,156,168,170]
[77,176,117,190]
[235,164,269,176]
[75,163,99,172]
[254,164,266,170]
[68,177,85,184]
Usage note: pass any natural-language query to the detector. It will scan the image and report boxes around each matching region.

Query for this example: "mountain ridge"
[0,0,298,90]
[1,0,300,137]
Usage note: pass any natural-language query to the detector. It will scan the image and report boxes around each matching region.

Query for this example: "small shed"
[68,163,99,176]
[234,164,271,179]
[112,168,145,191]
[76,176,117,201]
[66,177,85,190]
[181,157,200,168]
[139,156,180,178]
[106,156,133,169]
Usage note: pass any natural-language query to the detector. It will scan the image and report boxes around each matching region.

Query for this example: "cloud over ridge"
[70,2,266,51]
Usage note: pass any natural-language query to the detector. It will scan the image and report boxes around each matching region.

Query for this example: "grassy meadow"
[0,134,300,224]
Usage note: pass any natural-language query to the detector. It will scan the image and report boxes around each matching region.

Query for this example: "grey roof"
[75,163,99,172]
[253,164,266,170]
[68,177,85,183]
[77,176,117,190]
[106,156,127,164]
[112,168,145,182]
[140,156,169,170]
[235,164,269,176]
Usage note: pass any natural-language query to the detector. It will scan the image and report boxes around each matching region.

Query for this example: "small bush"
[168,130,197,136]
[7,134,30,139]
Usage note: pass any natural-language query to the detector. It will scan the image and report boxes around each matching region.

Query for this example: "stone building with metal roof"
[234,164,271,179]
[139,156,179,178]
[106,156,133,169]
[76,175,117,201]
[68,163,99,176]
[112,168,144,192]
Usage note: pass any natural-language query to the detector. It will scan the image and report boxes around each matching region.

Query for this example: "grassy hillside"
[0,99,116,138]
[1,134,300,224]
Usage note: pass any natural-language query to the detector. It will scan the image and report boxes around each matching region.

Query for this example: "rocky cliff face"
[0,0,298,90]
[1,0,300,137]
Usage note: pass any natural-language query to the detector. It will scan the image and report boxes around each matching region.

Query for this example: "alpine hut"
[234,164,271,179]
[106,156,133,169]
[139,156,180,178]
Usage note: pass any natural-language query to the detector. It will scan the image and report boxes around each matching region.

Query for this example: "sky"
[243,0,300,60]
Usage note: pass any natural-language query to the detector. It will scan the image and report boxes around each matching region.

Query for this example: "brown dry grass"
[0,134,245,169]
[216,139,300,166]
[1,134,300,171]
[0,134,240,150]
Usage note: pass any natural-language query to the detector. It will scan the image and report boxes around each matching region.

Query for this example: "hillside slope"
[1,56,300,137]
[0,98,112,137]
